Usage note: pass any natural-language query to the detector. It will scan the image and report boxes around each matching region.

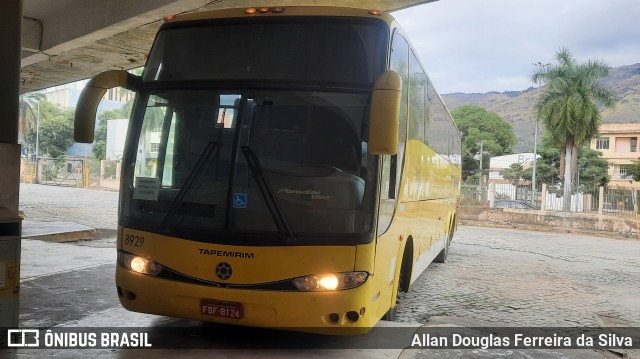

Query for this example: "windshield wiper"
[162,140,219,230]
[240,146,296,243]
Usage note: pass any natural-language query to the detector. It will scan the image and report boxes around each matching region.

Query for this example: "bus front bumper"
[116,265,376,335]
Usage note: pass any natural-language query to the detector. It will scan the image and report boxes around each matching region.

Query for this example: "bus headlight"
[118,252,161,275]
[292,272,368,291]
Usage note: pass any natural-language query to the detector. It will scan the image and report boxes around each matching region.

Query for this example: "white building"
[106,119,129,161]
[489,153,539,181]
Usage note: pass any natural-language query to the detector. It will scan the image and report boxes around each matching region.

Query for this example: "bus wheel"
[382,304,397,321]
[382,256,407,321]
[434,230,453,263]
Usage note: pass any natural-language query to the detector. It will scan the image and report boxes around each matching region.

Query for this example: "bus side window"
[378,155,394,233]
[389,30,408,199]
[378,30,409,234]
[381,155,393,200]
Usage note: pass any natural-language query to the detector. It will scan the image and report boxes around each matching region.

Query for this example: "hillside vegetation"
[442,63,640,152]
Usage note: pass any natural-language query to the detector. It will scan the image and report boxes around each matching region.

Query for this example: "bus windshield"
[122,89,378,244]
[143,18,387,86]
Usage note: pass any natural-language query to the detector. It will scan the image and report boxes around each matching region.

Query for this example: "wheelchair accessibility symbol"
[233,193,247,208]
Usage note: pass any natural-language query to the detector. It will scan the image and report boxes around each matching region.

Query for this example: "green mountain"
[442,63,640,152]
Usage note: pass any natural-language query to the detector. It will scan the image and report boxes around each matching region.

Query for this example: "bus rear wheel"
[434,227,454,263]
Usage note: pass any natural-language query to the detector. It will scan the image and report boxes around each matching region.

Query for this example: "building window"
[632,137,637,152]
[596,137,609,150]
[150,143,160,153]
[618,164,629,179]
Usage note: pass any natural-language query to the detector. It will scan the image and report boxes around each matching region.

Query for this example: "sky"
[391,0,640,94]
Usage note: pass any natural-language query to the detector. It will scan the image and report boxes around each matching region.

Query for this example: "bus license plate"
[200,299,243,319]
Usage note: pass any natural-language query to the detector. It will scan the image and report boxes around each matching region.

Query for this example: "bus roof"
[163,6,396,26]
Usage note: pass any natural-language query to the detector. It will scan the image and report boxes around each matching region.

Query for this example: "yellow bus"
[74,6,461,334]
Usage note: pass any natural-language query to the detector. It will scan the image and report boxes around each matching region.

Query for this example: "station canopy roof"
[20,0,438,93]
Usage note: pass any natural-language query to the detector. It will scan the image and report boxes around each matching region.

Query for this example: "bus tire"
[382,303,397,321]
[383,247,411,321]
[382,267,402,321]
[434,224,454,263]
[434,241,448,263]
[382,264,403,321]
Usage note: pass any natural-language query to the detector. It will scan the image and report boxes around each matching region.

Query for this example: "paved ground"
[20,183,118,230]
[396,226,640,327]
[6,184,640,358]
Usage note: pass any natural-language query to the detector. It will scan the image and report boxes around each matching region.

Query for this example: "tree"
[451,105,517,178]
[532,47,614,210]
[527,134,609,193]
[18,91,45,158]
[37,100,75,158]
[525,143,561,187]
[624,158,640,182]
[576,147,609,190]
[500,162,524,185]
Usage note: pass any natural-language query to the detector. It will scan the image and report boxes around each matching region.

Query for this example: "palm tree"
[532,47,614,211]
[18,92,46,158]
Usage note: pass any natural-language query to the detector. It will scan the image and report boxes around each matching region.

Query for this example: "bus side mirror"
[74,70,140,143]
[369,70,402,155]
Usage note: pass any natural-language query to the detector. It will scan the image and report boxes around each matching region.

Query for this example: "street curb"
[22,221,98,242]
[23,229,97,242]
[459,220,639,240]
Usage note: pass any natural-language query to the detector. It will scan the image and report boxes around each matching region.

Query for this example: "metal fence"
[36,157,87,187]
[540,184,600,213]
[461,177,487,206]
[464,178,640,217]
[462,178,540,208]
[603,187,639,216]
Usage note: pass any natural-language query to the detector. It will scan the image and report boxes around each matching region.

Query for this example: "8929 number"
[124,234,145,247]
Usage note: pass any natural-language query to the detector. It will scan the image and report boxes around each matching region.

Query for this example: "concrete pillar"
[83,159,90,187]
[0,0,22,145]
[598,186,604,216]
[0,0,22,212]
[0,0,23,329]
[540,183,547,212]
[488,182,495,208]
[116,162,122,180]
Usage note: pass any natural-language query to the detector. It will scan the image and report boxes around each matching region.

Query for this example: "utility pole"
[531,88,539,206]
[479,140,483,174]
[35,100,41,184]
[531,62,550,207]
[479,140,485,204]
